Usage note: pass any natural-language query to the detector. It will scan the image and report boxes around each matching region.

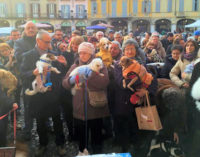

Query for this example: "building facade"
[0,0,200,34]
[88,0,200,34]
[0,0,88,33]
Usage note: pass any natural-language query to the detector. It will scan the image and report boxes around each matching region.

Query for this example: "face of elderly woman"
[124,44,136,58]
[79,51,92,63]
[186,41,195,54]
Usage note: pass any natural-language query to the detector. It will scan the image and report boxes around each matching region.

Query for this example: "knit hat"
[151,32,160,37]
[78,42,95,55]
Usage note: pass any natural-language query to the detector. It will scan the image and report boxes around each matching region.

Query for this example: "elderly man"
[20,30,66,156]
[114,32,123,45]
[109,41,122,61]
[14,21,37,64]
[14,21,38,140]
[96,31,104,41]
[7,29,21,48]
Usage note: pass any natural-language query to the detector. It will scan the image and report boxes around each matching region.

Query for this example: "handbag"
[135,91,162,131]
[88,89,108,108]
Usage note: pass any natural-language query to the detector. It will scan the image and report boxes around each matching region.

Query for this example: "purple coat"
[62,58,110,120]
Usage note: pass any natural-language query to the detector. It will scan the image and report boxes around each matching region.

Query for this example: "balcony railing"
[0,12,87,20]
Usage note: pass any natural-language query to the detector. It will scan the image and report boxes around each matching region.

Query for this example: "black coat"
[20,48,65,118]
[14,35,36,66]
[6,40,15,49]
[160,55,177,79]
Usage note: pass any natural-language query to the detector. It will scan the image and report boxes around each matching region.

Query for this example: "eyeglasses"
[40,39,51,44]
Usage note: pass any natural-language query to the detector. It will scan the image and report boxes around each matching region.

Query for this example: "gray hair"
[111,40,122,51]
[114,32,122,38]
[122,39,139,53]
[36,30,50,39]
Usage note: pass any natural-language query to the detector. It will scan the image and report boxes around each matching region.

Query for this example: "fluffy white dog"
[25,53,60,96]
[69,58,104,95]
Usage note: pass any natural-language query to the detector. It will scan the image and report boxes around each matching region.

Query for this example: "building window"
[193,0,199,11]
[133,0,138,14]
[76,5,85,18]
[91,0,97,16]
[122,0,127,17]
[31,3,40,18]
[142,0,151,13]
[16,3,25,18]
[0,3,6,17]
[101,0,107,16]
[47,3,56,18]
[112,0,117,17]
[61,5,70,18]
[167,0,172,12]
[179,0,184,12]
[155,0,160,12]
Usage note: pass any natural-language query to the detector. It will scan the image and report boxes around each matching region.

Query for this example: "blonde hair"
[0,43,12,52]
[68,36,84,51]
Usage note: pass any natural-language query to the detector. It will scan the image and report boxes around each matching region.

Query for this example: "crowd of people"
[0,21,200,157]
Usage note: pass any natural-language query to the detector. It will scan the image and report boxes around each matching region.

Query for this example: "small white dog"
[25,53,60,96]
[191,77,200,111]
[69,58,104,95]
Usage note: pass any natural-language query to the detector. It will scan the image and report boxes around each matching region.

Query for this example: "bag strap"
[145,91,151,107]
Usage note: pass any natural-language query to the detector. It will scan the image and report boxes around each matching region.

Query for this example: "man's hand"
[174,132,179,144]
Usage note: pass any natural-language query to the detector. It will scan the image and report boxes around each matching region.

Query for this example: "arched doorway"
[91,20,107,25]
[15,20,26,28]
[155,19,171,34]
[76,21,86,35]
[0,20,10,27]
[111,20,128,34]
[61,21,71,34]
[177,19,195,33]
[132,20,150,36]
[40,22,54,33]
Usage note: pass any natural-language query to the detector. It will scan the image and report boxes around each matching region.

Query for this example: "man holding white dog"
[20,30,66,156]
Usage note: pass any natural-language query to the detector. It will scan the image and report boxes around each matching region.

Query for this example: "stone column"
[128,20,132,33]
[150,24,155,32]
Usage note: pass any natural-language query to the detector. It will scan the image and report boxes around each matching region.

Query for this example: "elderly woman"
[113,39,157,156]
[62,42,110,154]
[170,39,200,88]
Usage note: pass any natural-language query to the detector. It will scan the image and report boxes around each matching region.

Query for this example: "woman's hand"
[182,82,189,88]
[173,132,179,144]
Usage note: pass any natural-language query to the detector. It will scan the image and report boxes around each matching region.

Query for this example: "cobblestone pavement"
[7,104,126,157]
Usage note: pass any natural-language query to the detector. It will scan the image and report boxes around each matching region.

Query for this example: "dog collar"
[40,59,51,64]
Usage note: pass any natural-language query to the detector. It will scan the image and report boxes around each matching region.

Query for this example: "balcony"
[0,12,87,20]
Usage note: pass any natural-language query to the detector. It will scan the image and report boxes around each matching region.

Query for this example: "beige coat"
[170,51,200,87]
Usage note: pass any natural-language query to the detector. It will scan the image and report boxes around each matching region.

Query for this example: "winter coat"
[170,51,200,87]
[62,58,110,121]
[0,85,13,117]
[155,41,166,60]
[160,55,177,79]
[161,38,173,51]
[6,40,15,49]
[20,48,65,117]
[14,35,36,66]
[113,61,158,116]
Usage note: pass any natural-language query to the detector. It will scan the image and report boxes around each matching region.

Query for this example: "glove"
[77,66,92,78]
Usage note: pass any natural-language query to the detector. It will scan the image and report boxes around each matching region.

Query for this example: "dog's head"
[40,53,57,64]
[89,58,103,73]
[99,37,111,51]
[119,56,133,69]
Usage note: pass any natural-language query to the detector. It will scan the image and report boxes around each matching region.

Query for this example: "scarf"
[183,51,197,61]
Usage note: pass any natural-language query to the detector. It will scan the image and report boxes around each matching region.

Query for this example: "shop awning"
[76,21,86,27]
[61,21,71,27]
